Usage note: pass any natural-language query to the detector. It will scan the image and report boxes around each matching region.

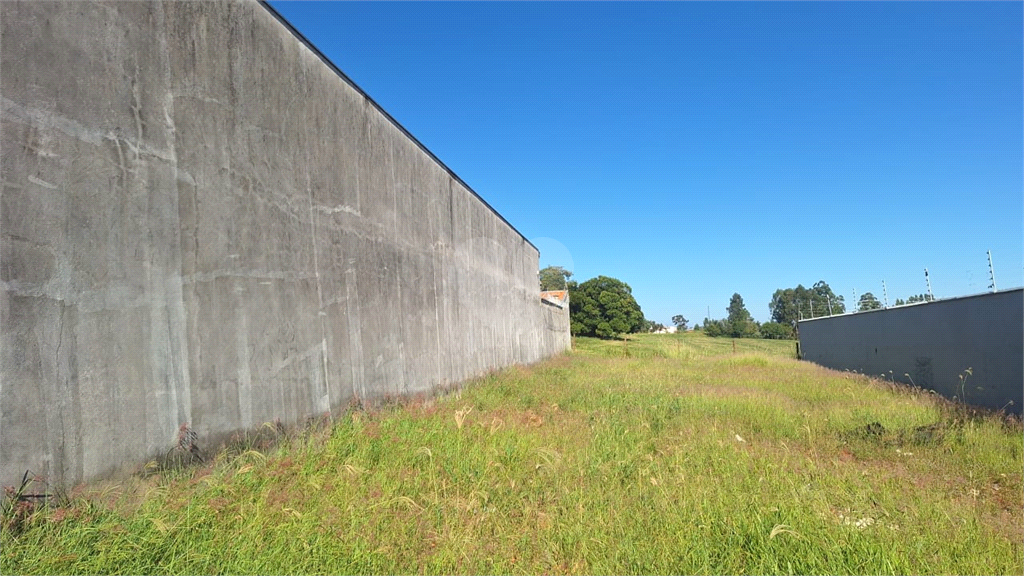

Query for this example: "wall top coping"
[797,287,1023,325]
[258,0,538,254]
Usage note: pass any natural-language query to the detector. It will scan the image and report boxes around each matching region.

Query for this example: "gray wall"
[0,0,569,490]
[798,289,1023,414]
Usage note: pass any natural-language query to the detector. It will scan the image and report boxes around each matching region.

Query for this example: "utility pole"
[987,250,997,292]
[882,280,889,308]
[809,300,814,318]
[826,295,833,316]
[925,268,934,301]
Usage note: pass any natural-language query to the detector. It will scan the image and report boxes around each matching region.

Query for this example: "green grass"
[3,332,1021,575]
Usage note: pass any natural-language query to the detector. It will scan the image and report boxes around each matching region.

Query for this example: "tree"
[894,298,906,306]
[568,276,646,339]
[770,280,845,325]
[702,317,728,337]
[726,293,760,338]
[644,320,666,333]
[760,321,794,340]
[769,286,802,325]
[906,293,934,304]
[539,266,572,291]
[858,292,882,311]
[671,314,688,331]
[810,281,846,316]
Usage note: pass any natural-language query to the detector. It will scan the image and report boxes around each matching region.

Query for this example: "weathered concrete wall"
[798,289,1023,414]
[0,0,569,490]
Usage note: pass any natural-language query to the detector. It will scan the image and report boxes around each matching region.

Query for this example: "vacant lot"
[3,333,1021,574]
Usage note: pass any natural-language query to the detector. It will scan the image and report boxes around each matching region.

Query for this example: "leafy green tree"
[769,286,802,325]
[858,292,882,311]
[568,276,646,339]
[643,320,666,333]
[906,294,934,304]
[539,266,572,291]
[810,281,846,315]
[894,298,906,306]
[702,317,728,337]
[770,280,845,324]
[671,315,688,331]
[726,293,760,338]
[760,321,795,340]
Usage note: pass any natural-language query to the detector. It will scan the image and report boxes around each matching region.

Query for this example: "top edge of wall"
[797,286,1024,324]
[257,0,538,255]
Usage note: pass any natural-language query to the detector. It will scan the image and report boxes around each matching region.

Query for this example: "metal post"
[827,295,833,316]
[882,280,888,308]
[925,268,934,301]
[987,250,998,292]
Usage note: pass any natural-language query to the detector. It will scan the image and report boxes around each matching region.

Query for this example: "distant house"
[654,326,677,334]
[540,290,568,308]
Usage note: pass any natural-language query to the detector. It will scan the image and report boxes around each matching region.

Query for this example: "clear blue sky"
[268,1,1022,325]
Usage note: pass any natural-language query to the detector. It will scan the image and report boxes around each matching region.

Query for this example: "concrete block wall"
[0,0,570,490]
[798,289,1023,414]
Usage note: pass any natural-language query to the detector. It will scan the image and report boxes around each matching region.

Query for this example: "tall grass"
[2,332,1021,575]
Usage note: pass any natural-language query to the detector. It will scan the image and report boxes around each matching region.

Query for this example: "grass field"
[2,332,1021,575]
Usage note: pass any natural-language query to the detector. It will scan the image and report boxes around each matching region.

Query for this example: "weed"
[1,472,38,535]
[956,367,974,404]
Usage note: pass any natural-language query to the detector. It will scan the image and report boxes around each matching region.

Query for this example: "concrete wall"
[798,289,1023,414]
[0,0,570,490]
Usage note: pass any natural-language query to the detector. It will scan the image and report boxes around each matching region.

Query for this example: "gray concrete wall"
[0,0,569,490]
[798,289,1023,414]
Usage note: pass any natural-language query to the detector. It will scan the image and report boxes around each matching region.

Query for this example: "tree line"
[539,266,936,341]
[698,282,940,340]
